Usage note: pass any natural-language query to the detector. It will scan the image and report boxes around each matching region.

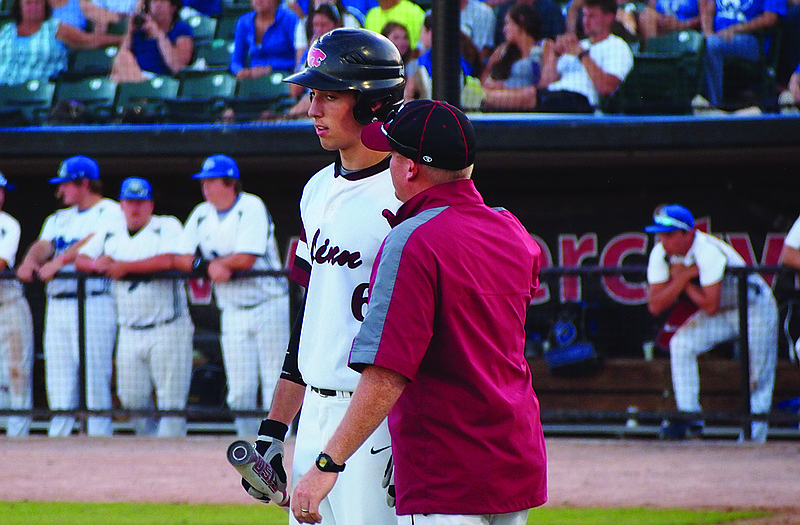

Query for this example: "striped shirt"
[0,19,68,85]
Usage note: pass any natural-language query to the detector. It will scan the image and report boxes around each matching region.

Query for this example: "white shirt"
[180,192,286,310]
[80,215,189,328]
[461,0,496,51]
[39,198,125,296]
[784,214,800,250]
[647,230,770,311]
[0,210,24,302]
[548,34,633,107]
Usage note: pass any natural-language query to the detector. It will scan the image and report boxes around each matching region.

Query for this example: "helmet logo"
[307,48,327,68]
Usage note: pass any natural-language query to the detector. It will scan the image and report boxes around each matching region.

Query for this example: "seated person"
[699,0,785,108]
[363,0,424,48]
[460,0,496,61]
[493,0,566,42]
[404,11,482,100]
[0,0,121,86]
[81,0,140,34]
[382,21,417,81]
[637,0,700,41]
[110,0,193,82]
[49,0,87,30]
[294,0,362,71]
[231,0,299,80]
[566,0,640,45]
[536,0,633,113]
[481,3,543,111]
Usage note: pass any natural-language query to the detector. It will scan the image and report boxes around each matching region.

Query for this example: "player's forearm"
[214,253,258,271]
[323,366,406,465]
[21,239,55,267]
[780,246,800,271]
[267,378,306,427]
[74,254,95,273]
[116,254,174,274]
[647,281,685,315]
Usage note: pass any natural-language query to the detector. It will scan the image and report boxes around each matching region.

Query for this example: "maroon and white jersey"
[291,157,401,392]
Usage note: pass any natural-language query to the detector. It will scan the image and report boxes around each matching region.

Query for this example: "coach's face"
[389,152,416,203]
[121,199,154,232]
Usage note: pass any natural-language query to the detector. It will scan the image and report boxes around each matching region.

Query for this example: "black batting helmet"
[285,28,405,125]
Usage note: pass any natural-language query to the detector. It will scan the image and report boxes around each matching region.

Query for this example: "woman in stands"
[109,0,194,82]
[230,0,299,80]
[293,0,362,72]
[480,3,543,110]
[0,0,121,85]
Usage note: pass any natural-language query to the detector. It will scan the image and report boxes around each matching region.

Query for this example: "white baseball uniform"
[288,157,401,525]
[0,210,34,437]
[783,214,800,360]
[180,192,290,437]
[647,230,778,442]
[39,198,123,436]
[80,215,194,437]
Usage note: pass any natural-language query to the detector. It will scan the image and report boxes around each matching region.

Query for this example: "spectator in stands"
[49,0,87,30]
[109,0,194,82]
[645,204,778,443]
[0,173,34,438]
[699,0,785,108]
[230,0,299,80]
[294,0,362,72]
[382,21,418,80]
[82,0,139,35]
[493,0,566,42]
[363,0,424,48]
[460,0,496,60]
[786,60,800,106]
[536,0,633,113]
[566,0,640,45]
[481,3,543,110]
[636,0,701,42]
[0,0,121,86]
[404,11,483,100]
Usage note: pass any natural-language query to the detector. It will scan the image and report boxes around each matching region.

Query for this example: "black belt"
[128,315,181,330]
[311,386,353,398]
[51,291,109,299]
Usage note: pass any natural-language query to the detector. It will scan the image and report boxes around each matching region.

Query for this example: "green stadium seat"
[215,6,248,41]
[607,30,705,115]
[165,71,236,122]
[185,14,218,42]
[66,46,119,79]
[225,70,295,121]
[193,38,235,70]
[0,79,56,126]
[115,76,180,123]
[53,77,118,123]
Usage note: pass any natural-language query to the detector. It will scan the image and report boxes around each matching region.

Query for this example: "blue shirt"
[51,0,87,30]
[714,0,786,31]
[131,21,193,76]
[231,7,299,75]
[418,49,474,79]
[655,0,699,21]
[184,0,221,17]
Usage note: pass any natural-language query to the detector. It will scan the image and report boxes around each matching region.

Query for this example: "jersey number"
[351,282,369,322]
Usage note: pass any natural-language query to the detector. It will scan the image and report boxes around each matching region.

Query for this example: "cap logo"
[308,48,327,68]
[422,155,432,163]
[58,162,69,178]
[203,159,216,170]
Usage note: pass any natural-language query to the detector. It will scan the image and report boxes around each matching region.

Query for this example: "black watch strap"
[316,452,345,472]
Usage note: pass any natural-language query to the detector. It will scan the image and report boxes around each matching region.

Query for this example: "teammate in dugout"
[645,204,778,442]
[175,155,290,438]
[17,156,123,437]
[241,28,404,525]
[290,100,547,525]
[0,173,35,437]
[76,177,194,437]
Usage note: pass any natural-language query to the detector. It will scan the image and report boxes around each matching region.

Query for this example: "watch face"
[318,456,329,469]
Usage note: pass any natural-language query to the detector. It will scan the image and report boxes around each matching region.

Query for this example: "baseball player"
[646,204,778,442]
[175,155,290,438]
[76,177,194,437]
[16,156,123,437]
[242,28,405,525]
[0,173,34,437]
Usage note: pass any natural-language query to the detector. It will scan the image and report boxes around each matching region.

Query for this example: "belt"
[51,291,109,299]
[128,315,181,330]
[311,386,353,399]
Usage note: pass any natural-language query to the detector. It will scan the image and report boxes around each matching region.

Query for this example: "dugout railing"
[1,266,799,440]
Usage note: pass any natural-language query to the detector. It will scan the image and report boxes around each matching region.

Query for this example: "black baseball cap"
[361,99,476,170]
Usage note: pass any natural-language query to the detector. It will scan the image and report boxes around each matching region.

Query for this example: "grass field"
[1,502,770,525]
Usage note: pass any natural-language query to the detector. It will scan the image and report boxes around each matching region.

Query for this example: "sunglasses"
[652,212,691,231]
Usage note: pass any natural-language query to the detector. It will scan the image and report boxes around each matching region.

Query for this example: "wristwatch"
[315,452,346,472]
[578,49,590,60]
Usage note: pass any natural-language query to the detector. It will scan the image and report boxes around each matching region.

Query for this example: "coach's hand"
[242,420,288,505]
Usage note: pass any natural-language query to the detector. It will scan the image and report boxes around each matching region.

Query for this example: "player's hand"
[207,260,232,283]
[37,259,63,282]
[382,454,396,508]
[93,255,116,275]
[104,261,130,280]
[15,262,39,282]
[242,420,288,505]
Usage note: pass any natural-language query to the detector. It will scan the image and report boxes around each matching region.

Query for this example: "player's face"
[200,177,236,210]
[0,188,5,210]
[56,180,84,206]
[307,90,363,155]
[658,229,693,256]
[121,199,154,231]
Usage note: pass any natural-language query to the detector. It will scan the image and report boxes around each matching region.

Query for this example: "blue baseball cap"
[645,204,695,233]
[119,177,153,200]
[0,172,15,191]
[50,155,100,184]
[192,154,239,179]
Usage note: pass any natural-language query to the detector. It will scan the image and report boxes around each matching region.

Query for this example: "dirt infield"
[2,436,799,523]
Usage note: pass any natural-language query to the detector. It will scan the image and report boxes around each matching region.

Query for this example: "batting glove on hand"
[241,419,289,505]
[381,454,396,508]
